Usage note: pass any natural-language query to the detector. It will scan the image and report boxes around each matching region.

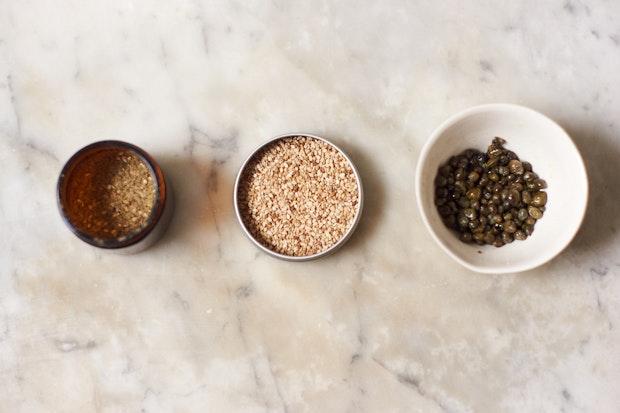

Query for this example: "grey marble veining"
[1,0,619,412]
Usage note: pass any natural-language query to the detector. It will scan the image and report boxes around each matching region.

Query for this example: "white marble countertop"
[1,1,620,412]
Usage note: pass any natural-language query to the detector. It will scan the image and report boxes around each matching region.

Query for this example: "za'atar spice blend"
[65,149,156,239]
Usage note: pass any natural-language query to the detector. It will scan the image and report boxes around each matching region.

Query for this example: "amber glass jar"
[57,140,173,253]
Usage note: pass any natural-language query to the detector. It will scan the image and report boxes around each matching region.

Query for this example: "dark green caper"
[528,206,543,220]
[510,182,524,192]
[502,232,514,243]
[498,166,509,176]
[466,187,481,200]
[493,239,505,248]
[531,191,547,207]
[488,145,502,158]
[507,189,521,206]
[522,190,532,204]
[455,168,466,180]
[534,179,547,189]
[458,215,469,227]
[460,232,473,243]
[468,171,480,182]
[464,208,477,220]
[523,171,538,181]
[457,197,470,208]
[517,208,528,221]
[484,158,498,169]
[504,220,517,233]
[514,230,527,240]
[454,180,467,193]
[508,159,524,175]
[500,189,509,201]
[488,172,499,182]
[439,165,452,176]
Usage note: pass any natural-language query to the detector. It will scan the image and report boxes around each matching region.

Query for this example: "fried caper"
[434,137,547,247]
[531,191,547,207]
[508,159,524,175]
[528,206,544,220]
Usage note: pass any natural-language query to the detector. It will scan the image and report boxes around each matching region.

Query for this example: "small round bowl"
[57,140,173,254]
[234,133,364,261]
[415,104,588,274]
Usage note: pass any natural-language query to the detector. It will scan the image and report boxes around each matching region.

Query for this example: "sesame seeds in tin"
[236,135,362,259]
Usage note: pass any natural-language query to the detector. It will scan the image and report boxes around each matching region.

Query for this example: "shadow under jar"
[57,140,172,254]
[234,133,364,261]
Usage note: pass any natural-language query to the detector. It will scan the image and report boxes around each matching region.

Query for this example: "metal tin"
[234,133,364,261]
[57,140,173,254]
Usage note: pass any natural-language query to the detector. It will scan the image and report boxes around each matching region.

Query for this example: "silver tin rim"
[234,133,364,261]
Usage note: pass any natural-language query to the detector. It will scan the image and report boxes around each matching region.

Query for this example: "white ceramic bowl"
[415,104,588,274]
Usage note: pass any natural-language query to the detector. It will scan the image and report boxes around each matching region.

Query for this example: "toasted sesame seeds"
[237,136,359,257]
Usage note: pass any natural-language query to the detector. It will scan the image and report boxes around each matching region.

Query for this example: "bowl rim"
[415,103,589,274]
[233,132,364,261]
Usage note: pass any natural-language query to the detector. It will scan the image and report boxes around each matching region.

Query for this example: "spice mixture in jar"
[434,137,548,247]
[237,136,359,257]
[65,149,156,240]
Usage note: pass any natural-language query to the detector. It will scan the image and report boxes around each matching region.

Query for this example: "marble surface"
[1,0,620,411]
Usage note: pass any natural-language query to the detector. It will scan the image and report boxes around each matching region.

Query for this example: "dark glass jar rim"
[56,140,167,249]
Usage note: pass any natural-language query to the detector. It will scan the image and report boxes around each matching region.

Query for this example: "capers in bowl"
[434,137,548,247]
